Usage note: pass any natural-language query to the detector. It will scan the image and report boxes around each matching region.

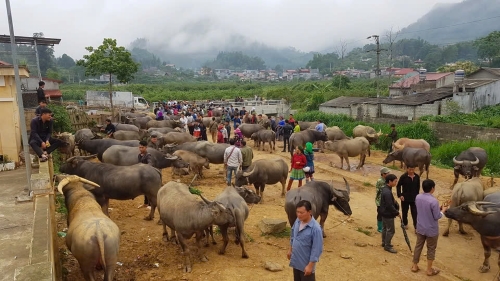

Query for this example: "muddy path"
[57,141,498,281]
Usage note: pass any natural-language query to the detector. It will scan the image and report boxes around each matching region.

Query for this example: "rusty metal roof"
[0,35,61,46]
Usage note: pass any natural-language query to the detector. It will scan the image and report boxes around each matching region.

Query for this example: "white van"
[134,96,149,110]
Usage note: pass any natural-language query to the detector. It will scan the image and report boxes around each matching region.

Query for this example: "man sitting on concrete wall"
[29,108,63,162]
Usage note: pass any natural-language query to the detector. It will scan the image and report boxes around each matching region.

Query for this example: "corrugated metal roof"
[389,72,453,88]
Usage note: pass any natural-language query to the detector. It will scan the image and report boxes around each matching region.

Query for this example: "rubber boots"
[377,220,383,233]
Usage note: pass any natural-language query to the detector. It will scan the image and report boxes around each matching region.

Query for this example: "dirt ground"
[57,142,500,281]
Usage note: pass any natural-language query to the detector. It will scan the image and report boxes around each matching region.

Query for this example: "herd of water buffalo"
[51,109,500,280]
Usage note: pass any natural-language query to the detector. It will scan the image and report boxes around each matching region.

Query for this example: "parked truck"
[86,91,149,110]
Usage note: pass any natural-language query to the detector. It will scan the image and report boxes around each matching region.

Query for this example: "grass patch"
[362,182,373,187]
[262,226,291,238]
[55,194,68,215]
[245,232,255,242]
[431,140,500,176]
[355,227,372,236]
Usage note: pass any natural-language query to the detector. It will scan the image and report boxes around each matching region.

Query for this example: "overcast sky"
[0,0,463,59]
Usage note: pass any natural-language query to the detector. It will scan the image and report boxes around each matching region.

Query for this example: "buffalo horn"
[242,165,256,177]
[366,132,375,138]
[199,194,213,205]
[453,157,463,165]
[377,129,383,136]
[166,155,178,160]
[214,201,227,211]
[471,157,480,165]
[343,177,350,195]
[165,143,177,148]
[467,202,497,216]
[57,175,100,194]
[80,154,98,160]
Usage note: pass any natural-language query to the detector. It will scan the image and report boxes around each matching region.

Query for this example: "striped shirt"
[289,217,323,273]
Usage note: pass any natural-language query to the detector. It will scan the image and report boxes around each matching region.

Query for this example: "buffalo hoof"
[143,216,153,221]
[212,241,217,245]
[218,249,226,255]
[162,235,169,242]
[479,265,490,273]
[442,231,449,237]
[184,266,192,273]
[322,232,327,238]
[242,252,249,259]
[281,193,285,198]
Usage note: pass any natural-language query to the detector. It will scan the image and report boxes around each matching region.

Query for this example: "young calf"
[58,175,120,281]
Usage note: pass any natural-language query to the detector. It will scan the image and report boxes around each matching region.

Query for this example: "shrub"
[48,104,73,133]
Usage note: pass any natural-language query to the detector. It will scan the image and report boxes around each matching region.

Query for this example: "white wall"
[453,80,500,113]
[319,106,351,116]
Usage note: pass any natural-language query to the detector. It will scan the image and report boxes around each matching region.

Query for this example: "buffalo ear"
[454,166,460,169]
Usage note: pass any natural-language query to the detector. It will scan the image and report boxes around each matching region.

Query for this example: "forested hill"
[399,0,500,44]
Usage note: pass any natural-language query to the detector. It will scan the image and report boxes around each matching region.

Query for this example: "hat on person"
[380,167,391,174]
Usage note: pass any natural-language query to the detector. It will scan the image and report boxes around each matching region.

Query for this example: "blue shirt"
[304,151,314,169]
[278,120,285,126]
[233,117,241,128]
[315,123,325,132]
[415,193,443,237]
[289,217,323,272]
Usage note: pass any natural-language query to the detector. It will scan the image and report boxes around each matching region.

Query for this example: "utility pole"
[367,35,387,98]
[5,0,32,192]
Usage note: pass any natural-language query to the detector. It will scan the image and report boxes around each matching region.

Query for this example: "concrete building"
[452,79,500,113]
[0,60,30,162]
[319,90,453,121]
[389,72,454,97]
[467,67,500,80]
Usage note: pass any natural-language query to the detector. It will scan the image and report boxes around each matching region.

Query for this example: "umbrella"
[400,218,413,253]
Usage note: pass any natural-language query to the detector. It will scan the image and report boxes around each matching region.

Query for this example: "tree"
[76,38,139,117]
[384,26,400,70]
[437,60,479,75]
[33,32,56,76]
[475,31,500,66]
[56,54,76,69]
[45,68,61,80]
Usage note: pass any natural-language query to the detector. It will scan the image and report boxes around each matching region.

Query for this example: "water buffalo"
[162,132,197,145]
[298,121,318,131]
[382,147,431,179]
[164,141,230,164]
[115,123,140,132]
[102,145,186,169]
[452,147,488,187]
[53,132,76,161]
[289,129,328,157]
[146,119,182,129]
[285,178,352,238]
[129,116,152,129]
[352,125,383,144]
[157,181,234,273]
[57,176,120,281]
[239,124,265,138]
[147,127,182,135]
[444,195,500,278]
[77,139,140,161]
[75,128,100,143]
[202,117,221,128]
[59,156,162,221]
[483,187,500,198]
[443,177,484,236]
[172,150,210,178]
[234,158,288,202]
[391,138,430,168]
[325,126,350,141]
[250,130,276,152]
[324,137,370,170]
[113,129,148,141]
[214,186,261,259]
[121,112,147,123]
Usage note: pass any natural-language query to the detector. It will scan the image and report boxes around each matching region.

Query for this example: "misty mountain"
[399,0,500,44]
[129,35,315,70]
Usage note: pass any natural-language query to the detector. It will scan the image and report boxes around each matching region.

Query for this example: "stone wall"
[427,122,500,142]
[14,159,59,281]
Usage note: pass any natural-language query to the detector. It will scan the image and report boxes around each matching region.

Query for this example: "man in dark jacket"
[397,166,420,230]
[138,140,152,208]
[282,120,294,152]
[101,119,116,138]
[386,124,398,153]
[36,81,46,103]
[29,108,63,162]
[379,173,401,253]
